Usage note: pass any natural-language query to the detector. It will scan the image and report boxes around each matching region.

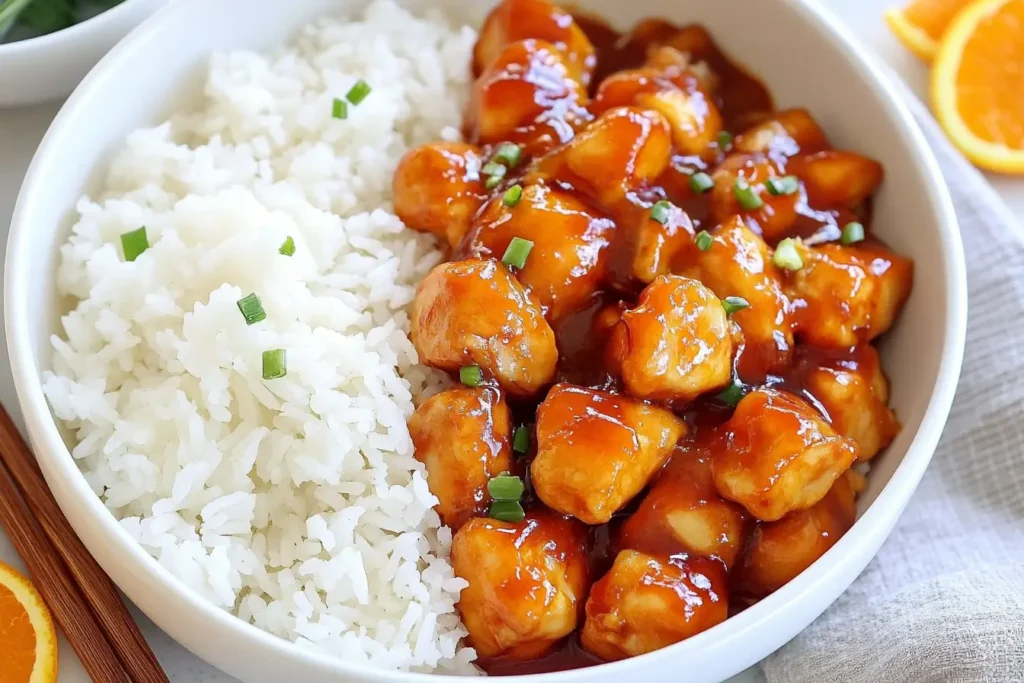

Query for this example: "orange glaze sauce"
[465,10,889,675]
[480,14,773,675]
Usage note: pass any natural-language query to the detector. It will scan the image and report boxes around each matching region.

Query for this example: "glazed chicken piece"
[732,473,857,599]
[733,108,830,161]
[531,383,686,524]
[526,106,672,212]
[591,48,723,159]
[675,216,793,380]
[581,550,728,661]
[787,242,914,348]
[607,275,733,402]
[451,510,590,661]
[408,386,513,529]
[711,388,858,522]
[392,142,487,248]
[411,259,557,398]
[600,195,697,291]
[803,346,899,462]
[469,39,590,155]
[619,442,749,570]
[708,152,801,242]
[456,184,615,321]
[474,0,596,86]
[616,198,697,286]
[787,150,883,209]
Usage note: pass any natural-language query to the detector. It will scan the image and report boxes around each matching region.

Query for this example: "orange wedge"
[885,0,973,61]
[932,0,1024,173]
[0,561,58,683]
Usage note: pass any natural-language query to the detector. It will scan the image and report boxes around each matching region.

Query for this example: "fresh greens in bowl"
[0,0,123,40]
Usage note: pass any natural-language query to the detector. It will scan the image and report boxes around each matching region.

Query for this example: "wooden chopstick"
[0,455,131,682]
[0,404,169,683]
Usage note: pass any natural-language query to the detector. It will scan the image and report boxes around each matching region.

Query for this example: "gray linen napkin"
[761,94,1024,682]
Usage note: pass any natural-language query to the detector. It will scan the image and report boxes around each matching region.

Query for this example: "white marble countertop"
[0,1,1014,681]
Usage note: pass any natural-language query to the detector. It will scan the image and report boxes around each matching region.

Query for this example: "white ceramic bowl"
[5,0,967,681]
[0,0,164,107]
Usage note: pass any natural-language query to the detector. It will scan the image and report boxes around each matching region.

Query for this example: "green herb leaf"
[18,0,75,35]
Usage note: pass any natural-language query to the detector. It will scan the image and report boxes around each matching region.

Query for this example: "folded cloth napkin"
[761,92,1024,683]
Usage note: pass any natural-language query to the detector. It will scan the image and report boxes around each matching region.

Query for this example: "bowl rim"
[0,0,151,55]
[3,0,968,680]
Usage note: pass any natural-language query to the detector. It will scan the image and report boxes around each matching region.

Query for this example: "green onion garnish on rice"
[332,98,348,120]
[120,226,149,262]
[237,293,266,325]
[279,236,296,256]
[346,79,372,105]
[501,237,533,269]
[262,349,287,380]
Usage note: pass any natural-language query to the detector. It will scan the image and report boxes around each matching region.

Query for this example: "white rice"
[42,0,480,673]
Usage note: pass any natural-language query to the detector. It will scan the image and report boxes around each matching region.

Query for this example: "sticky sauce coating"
[396,0,913,672]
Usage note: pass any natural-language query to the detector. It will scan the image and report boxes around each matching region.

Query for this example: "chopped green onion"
[501,237,534,269]
[722,296,750,314]
[717,131,733,149]
[765,175,799,196]
[734,178,764,210]
[331,98,347,120]
[120,226,149,262]
[487,473,525,502]
[345,79,372,105]
[279,236,296,256]
[695,230,713,252]
[690,171,715,194]
[460,365,484,387]
[650,200,674,225]
[482,161,507,189]
[489,499,526,523]
[718,382,744,407]
[493,143,522,168]
[503,185,523,207]
[236,293,267,325]
[513,425,530,454]
[841,221,866,245]
[262,349,287,380]
[773,238,804,271]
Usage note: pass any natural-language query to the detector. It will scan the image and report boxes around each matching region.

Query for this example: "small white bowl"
[0,0,163,107]
[5,0,967,681]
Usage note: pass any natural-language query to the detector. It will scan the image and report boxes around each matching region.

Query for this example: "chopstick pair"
[0,403,168,683]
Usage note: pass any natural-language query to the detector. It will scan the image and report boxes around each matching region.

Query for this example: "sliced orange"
[0,562,58,683]
[885,0,974,61]
[932,0,1024,173]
